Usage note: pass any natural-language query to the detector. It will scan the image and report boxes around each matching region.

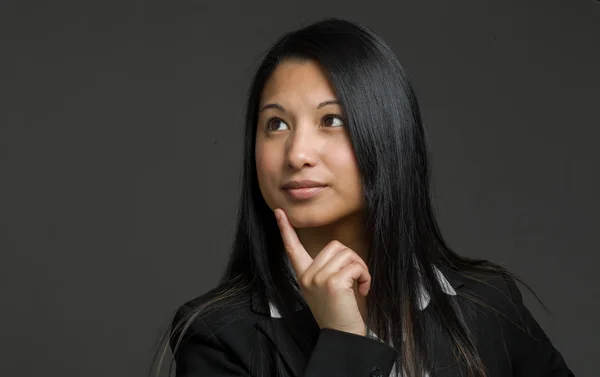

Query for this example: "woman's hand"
[274,208,370,337]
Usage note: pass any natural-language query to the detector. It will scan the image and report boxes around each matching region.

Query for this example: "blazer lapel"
[252,291,319,377]
[423,268,469,376]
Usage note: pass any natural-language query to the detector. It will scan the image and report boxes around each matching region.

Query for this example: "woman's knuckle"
[312,273,325,287]
[300,275,311,288]
[342,248,354,258]
[330,240,343,248]
[325,278,338,292]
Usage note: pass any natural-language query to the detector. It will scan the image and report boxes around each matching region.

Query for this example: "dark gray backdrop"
[1,1,598,376]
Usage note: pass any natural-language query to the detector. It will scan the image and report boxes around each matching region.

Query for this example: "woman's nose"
[285,127,319,169]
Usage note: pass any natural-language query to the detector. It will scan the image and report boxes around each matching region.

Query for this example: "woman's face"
[255,59,364,228]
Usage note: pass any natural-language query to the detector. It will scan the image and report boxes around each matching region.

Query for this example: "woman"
[155,18,574,377]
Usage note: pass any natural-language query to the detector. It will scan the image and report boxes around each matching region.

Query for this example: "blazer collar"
[251,264,466,316]
[265,264,462,318]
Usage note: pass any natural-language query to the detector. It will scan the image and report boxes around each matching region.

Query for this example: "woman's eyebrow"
[258,99,340,114]
[316,99,340,109]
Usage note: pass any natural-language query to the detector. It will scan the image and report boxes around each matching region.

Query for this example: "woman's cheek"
[255,150,281,207]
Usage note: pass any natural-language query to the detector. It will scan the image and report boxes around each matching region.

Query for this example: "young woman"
[156,18,574,377]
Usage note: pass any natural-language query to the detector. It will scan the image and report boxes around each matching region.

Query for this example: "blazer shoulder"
[456,270,574,376]
[449,270,533,334]
[169,284,265,377]
[454,269,523,312]
[170,282,257,344]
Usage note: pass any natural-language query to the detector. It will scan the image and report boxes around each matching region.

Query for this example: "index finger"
[274,209,313,278]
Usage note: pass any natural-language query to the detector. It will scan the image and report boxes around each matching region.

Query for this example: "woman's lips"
[283,186,327,200]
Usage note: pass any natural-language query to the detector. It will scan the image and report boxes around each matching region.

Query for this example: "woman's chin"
[283,208,337,229]
[287,218,326,229]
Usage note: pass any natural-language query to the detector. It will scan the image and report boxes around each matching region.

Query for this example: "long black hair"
[152,17,537,377]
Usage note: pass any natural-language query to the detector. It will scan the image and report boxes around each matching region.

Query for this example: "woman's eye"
[267,119,289,131]
[323,115,345,127]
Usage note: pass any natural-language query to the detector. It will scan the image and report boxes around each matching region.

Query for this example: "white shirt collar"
[268,265,456,318]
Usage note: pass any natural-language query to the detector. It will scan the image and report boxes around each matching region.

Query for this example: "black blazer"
[170,271,574,377]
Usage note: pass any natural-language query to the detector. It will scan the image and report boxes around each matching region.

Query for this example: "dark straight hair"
[152,18,537,377]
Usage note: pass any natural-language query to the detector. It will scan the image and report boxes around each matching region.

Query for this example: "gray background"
[1,1,598,376]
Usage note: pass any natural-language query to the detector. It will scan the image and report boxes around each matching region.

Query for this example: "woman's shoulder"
[447,266,554,351]
[168,282,273,376]
[449,267,528,318]
[440,263,524,306]
[171,280,259,340]
[439,265,538,339]
[448,267,573,374]
[459,268,520,298]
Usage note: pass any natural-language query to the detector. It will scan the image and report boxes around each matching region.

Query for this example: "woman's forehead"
[259,61,337,109]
